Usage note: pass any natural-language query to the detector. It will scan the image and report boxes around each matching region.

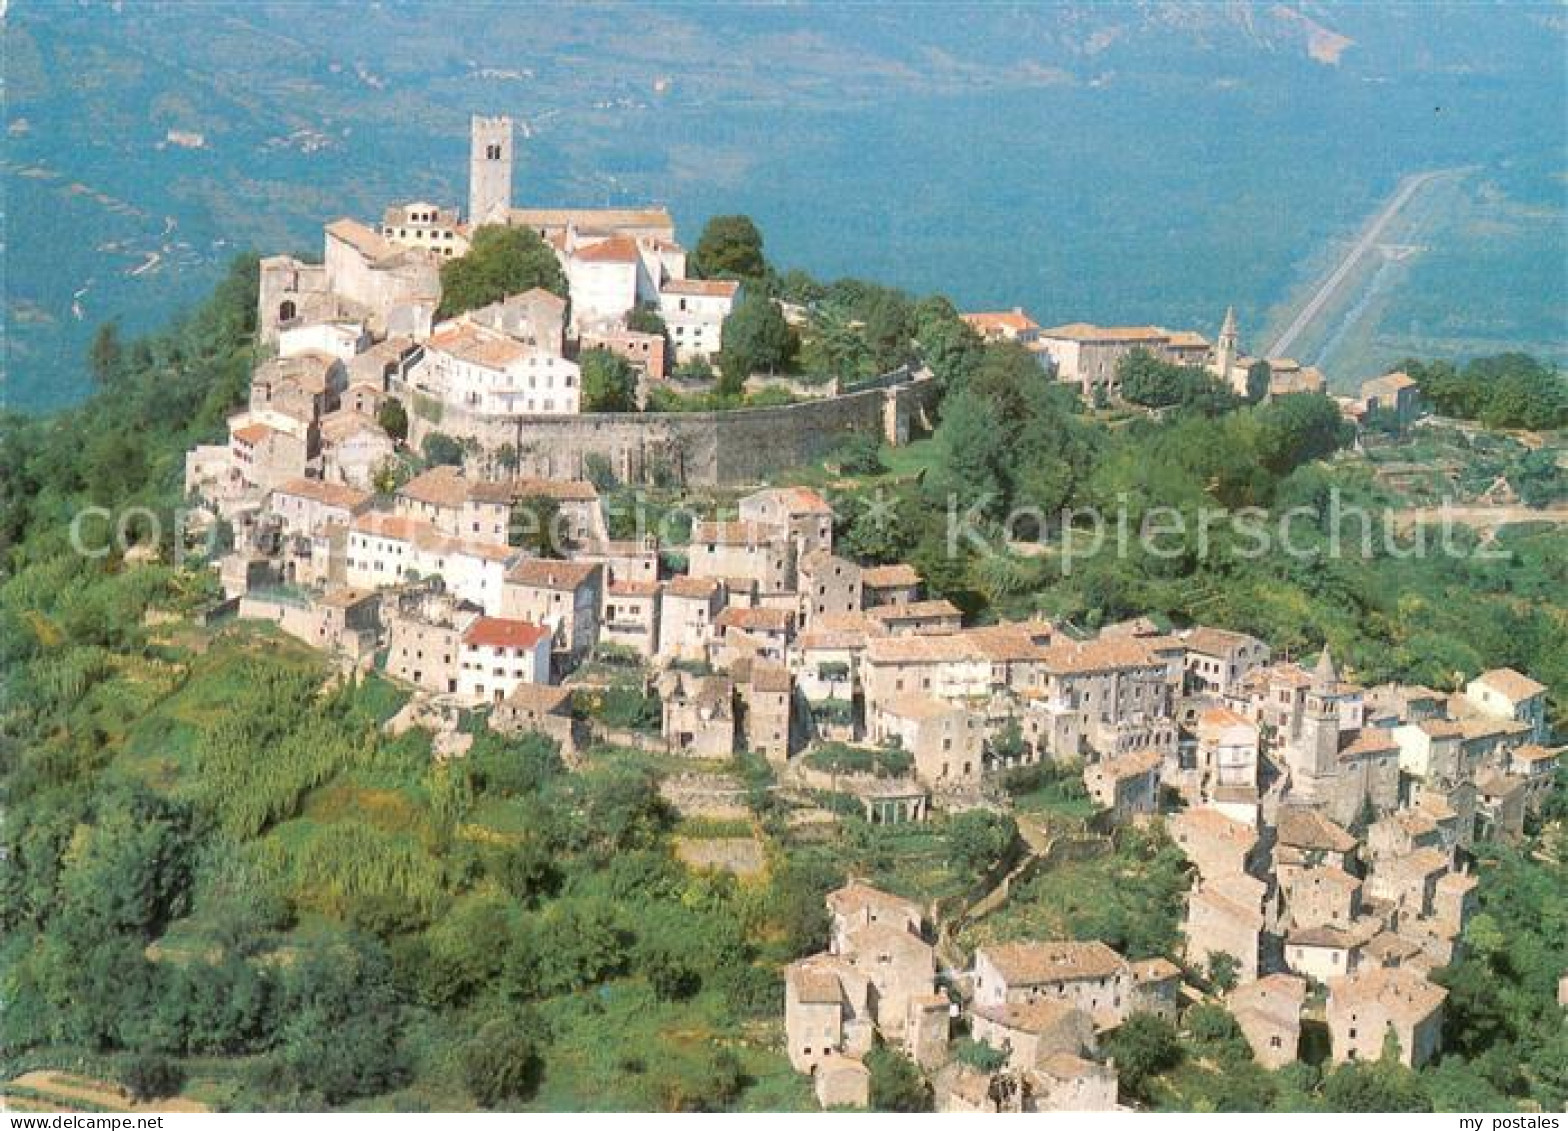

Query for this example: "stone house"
[861,633,992,718]
[1464,667,1549,743]
[1184,873,1266,984]
[688,520,795,595]
[869,599,965,637]
[579,323,667,381]
[490,682,576,749]
[1474,770,1528,842]
[784,956,874,1074]
[319,410,394,489]
[738,486,835,558]
[971,940,1133,1028]
[572,536,660,587]
[1275,806,1359,872]
[797,552,863,629]
[712,605,795,668]
[1168,806,1259,883]
[1183,627,1271,696]
[657,576,724,663]
[1084,750,1162,821]
[1228,973,1306,1069]
[736,660,793,763]
[410,316,580,417]
[1129,958,1182,1021]
[268,477,374,538]
[1507,744,1564,812]
[237,586,380,661]
[658,277,739,363]
[826,882,924,954]
[860,563,922,608]
[836,922,936,1041]
[961,307,1041,344]
[905,993,952,1071]
[395,466,510,546]
[384,589,477,695]
[1278,865,1363,933]
[872,693,985,786]
[456,617,552,705]
[812,1053,870,1110]
[601,579,660,658]
[970,1000,1096,1072]
[1365,847,1448,919]
[501,558,603,666]
[1326,966,1446,1068]
[1358,371,1423,425]
[660,670,736,758]
[230,417,313,492]
[1026,1054,1118,1112]
[1285,923,1370,985]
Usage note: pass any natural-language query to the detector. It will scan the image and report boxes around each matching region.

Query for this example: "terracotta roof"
[1276,807,1357,854]
[1198,706,1254,731]
[462,617,550,649]
[351,513,431,542]
[974,999,1082,1033]
[865,633,984,665]
[273,477,371,511]
[317,586,376,608]
[716,606,793,633]
[1170,806,1257,848]
[1415,719,1467,739]
[508,477,600,502]
[880,693,962,721]
[965,622,1055,663]
[608,579,660,598]
[691,519,787,546]
[509,206,674,231]
[325,217,400,263]
[1184,626,1263,657]
[499,682,572,714]
[506,558,600,590]
[427,320,531,368]
[979,940,1127,986]
[662,277,740,298]
[1130,957,1182,984]
[1472,667,1548,701]
[1340,728,1400,761]
[1511,743,1563,766]
[1229,973,1306,1022]
[1328,966,1446,1023]
[664,575,721,600]
[1287,925,1357,949]
[961,309,1040,333]
[745,485,834,515]
[399,466,472,509]
[791,965,845,1006]
[869,599,963,624]
[861,564,921,589]
[1038,322,1169,343]
[572,235,641,264]
[1361,371,1420,396]
[232,422,276,445]
[826,881,922,921]
[1090,749,1164,781]
[1044,637,1163,675]
[747,662,792,694]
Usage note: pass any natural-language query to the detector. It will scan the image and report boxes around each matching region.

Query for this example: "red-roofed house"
[458,616,552,704]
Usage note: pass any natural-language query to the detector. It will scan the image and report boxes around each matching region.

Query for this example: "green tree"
[464,1018,544,1108]
[1103,1012,1180,1104]
[1245,359,1272,403]
[438,225,567,318]
[421,431,464,467]
[123,1054,185,1102]
[89,321,124,385]
[580,348,639,412]
[376,398,408,442]
[717,294,793,393]
[1320,1058,1432,1112]
[626,305,668,337]
[691,214,766,280]
[508,493,564,557]
[866,1043,930,1111]
[946,810,1017,876]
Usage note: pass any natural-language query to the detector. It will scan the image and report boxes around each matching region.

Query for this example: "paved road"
[1267,169,1451,360]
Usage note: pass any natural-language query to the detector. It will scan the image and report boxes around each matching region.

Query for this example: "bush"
[123,1053,185,1101]
[421,431,464,467]
[464,1019,544,1108]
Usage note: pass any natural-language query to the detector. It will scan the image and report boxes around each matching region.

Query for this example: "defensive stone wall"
[393,368,938,487]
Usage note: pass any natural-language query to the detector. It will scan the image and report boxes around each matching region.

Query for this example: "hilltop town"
[145,115,1568,1112]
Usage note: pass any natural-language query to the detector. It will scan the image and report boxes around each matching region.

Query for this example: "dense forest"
[0,247,1563,1111]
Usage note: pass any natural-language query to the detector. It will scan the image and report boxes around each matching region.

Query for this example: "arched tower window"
[278,299,297,323]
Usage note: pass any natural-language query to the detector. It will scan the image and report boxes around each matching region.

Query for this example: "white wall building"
[411,319,581,416]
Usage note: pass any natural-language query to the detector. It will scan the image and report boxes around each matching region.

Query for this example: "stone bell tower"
[469,115,514,227]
